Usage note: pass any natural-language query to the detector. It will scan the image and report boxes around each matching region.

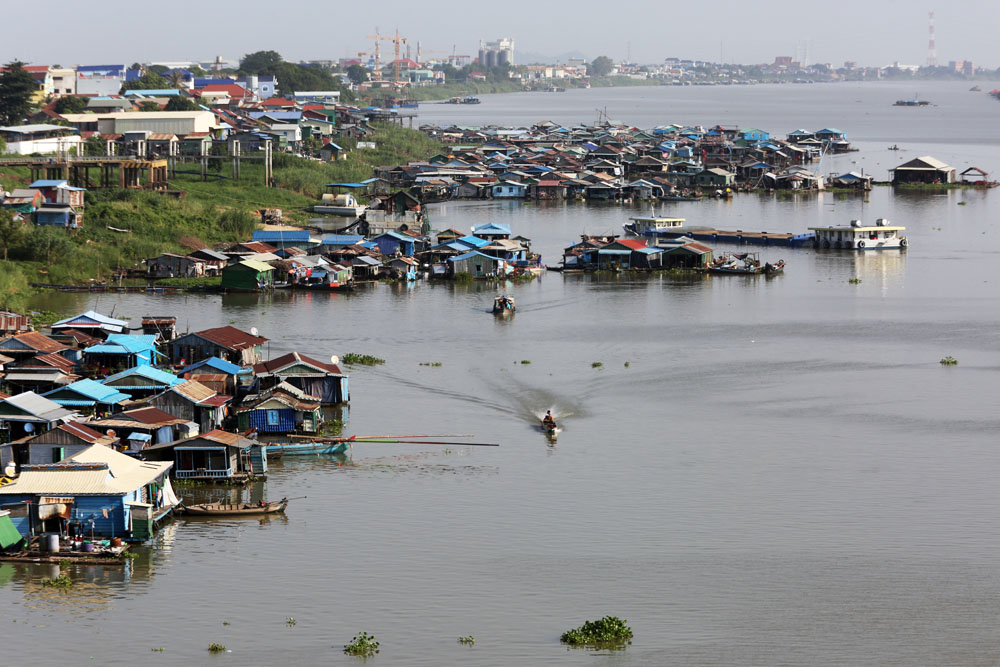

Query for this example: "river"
[4,80,1000,666]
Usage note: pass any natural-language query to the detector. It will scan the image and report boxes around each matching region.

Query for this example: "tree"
[54,95,88,114]
[346,64,370,85]
[0,217,24,260]
[588,56,614,78]
[137,100,161,112]
[120,72,169,93]
[165,70,188,89]
[165,96,198,111]
[239,50,283,75]
[0,61,37,125]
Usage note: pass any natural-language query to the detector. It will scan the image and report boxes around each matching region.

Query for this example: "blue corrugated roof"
[450,250,499,262]
[179,356,243,376]
[102,365,183,386]
[253,230,310,242]
[44,378,130,405]
[373,231,412,242]
[473,223,511,235]
[456,235,489,248]
[321,234,364,246]
[29,180,68,188]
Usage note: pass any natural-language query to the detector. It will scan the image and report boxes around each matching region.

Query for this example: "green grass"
[0,123,440,288]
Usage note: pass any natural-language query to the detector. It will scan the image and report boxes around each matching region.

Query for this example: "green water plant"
[848,278,862,284]
[624,361,630,368]
[520,359,531,364]
[344,631,379,657]
[287,617,296,626]
[41,574,73,588]
[457,636,475,645]
[560,615,633,648]
[151,647,164,652]
[940,356,958,365]
[591,361,603,368]
[419,362,442,367]
[342,353,385,366]
[208,643,227,654]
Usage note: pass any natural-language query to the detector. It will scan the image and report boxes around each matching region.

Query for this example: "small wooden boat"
[493,295,515,315]
[704,252,785,275]
[181,498,289,516]
[540,418,558,439]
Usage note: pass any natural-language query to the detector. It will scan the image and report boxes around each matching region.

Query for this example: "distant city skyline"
[3,0,998,71]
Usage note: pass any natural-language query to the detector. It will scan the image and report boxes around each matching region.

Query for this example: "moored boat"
[623,215,685,237]
[704,252,785,275]
[181,498,289,516]
[809,219,908,250]
[264,439,352,456]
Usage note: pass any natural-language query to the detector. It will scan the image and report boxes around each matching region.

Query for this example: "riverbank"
[0,123,440,297]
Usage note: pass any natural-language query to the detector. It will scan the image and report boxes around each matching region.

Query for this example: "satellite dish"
[24,423,34,432]
[250,327,259,336]
[106,429,116,438]
[330,355,339,365]
[470,225,475,231]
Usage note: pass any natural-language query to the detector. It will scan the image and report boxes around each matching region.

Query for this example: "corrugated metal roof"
[0,331,69,354]
[102,365,183,387]
[45,379,130,404]
[178,357,243,376]
[52,310,128,331]
[171,380,217,403]
[253,351,344,377]
[2,391,75,421]
[0,444,171,496]
[191,325,268,350]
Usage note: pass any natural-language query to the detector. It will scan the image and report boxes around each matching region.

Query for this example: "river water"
[5,81,1000,665]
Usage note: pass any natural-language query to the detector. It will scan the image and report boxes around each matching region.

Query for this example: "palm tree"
[165,70,187,89]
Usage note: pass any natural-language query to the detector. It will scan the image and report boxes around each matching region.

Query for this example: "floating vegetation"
[419,362,443,367]
[560,616,633,648]
[624,361,630,368]
[958,201,967,205]
[344,631,380,657]
[591,361,603,368]
[457,636,475,645]
[41,574,73,589]
[59,559,71,568]
[151,648,165,653]
[222,621,231,626]
[208,643,227,654]
[342,353,385,366]
[520,360,531,365]
[318,419,344,436]
[848,278,862,284]
[940,356,958,365]
[287,617,297,626]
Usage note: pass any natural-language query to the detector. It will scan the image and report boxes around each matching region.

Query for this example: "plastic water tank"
[42,534,59,553]
[875,218,889,226]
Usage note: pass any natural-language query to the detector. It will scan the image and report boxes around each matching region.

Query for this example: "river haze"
[4,80,1000,666]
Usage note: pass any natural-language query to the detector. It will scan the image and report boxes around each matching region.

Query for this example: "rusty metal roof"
[253,351,343,376]
[194,326,269,350]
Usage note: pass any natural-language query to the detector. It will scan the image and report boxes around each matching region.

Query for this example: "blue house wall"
[248,408,296,432]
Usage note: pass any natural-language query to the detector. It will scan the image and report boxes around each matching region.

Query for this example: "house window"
[266,410,280,426]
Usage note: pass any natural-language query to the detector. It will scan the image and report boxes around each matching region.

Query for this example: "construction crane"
[366,27,408,84]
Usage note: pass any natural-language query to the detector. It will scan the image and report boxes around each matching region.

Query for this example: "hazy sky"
[4,0,997,70]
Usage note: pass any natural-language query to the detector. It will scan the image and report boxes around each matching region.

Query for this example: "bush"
[560,616,633,647]
[343,631,379,657]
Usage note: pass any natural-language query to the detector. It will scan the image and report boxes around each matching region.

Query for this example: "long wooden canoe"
[180,498,289,516]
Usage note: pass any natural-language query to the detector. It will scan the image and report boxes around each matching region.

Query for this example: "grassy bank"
[0,123,441,289]
[398,80,525,102]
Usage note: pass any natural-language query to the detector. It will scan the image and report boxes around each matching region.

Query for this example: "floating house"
[371,231,416,257]
[180,356,246,395]
[81,334,159,376]
[142,429,265,482]
[0,331,71,365]
[221,259,275,291]
[51,311,128,340]
[145,380,229,433]
[139,316,178,343]
[889,156,956,184]
[0,444,176,542]
[88,406,197,451]
[43,378,131,416]
[167,326,268,366]
[0,392,77,456]
[449,250,509,278]
[15,421,118,465]
[252,352,348,404]
[235,383,322,434]
[100,365,184,399]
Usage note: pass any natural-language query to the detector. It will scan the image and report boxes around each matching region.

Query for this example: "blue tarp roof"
[456,235,489,248]
[321,234,364,246]
[28,180,68,187]
[44,378,130,405]
[373,231,413,242]
[179,356,243,376]
[53,310,128,330]
[473,223,511,235]
[102,365,184,386]
[253,230,310,242]
[324,183,368,188]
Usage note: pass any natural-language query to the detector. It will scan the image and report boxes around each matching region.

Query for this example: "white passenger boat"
[623,215,685,237]
[808,219,907,250]
[314,193,367,217]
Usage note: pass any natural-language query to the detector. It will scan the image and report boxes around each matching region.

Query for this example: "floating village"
[0,62,996,564]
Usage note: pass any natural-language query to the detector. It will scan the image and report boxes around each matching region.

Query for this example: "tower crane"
[366,27,408,84]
